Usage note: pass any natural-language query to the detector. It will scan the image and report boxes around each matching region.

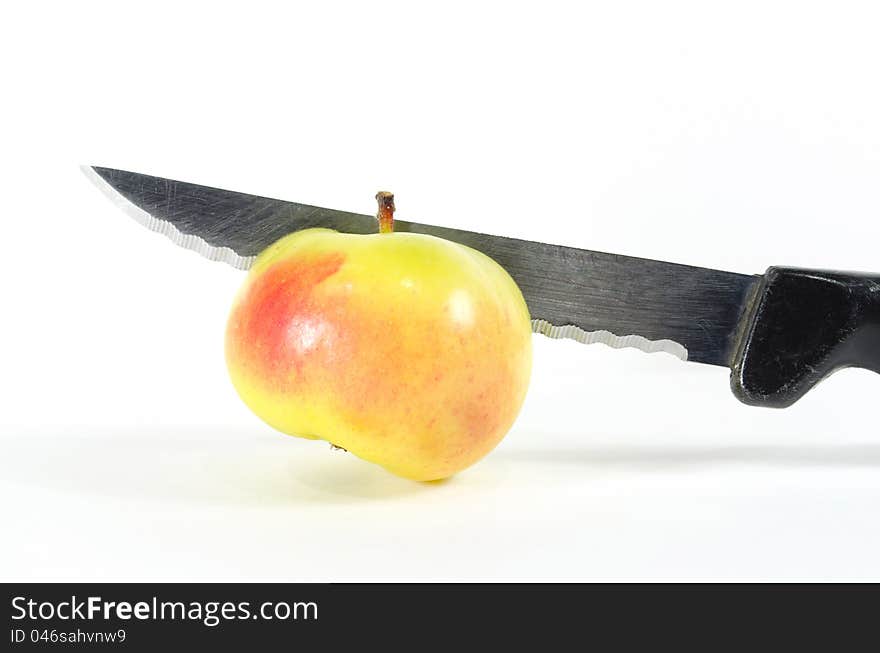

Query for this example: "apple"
[225,192,532,480]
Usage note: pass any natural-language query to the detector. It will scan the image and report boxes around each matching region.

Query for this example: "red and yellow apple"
[225,193,532,480]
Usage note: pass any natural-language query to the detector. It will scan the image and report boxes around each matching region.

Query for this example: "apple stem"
[376,191,395,233]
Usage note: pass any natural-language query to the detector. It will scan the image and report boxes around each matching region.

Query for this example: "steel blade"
[85,166,759,366]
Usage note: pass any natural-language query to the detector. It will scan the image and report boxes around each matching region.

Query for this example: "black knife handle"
[731,266,880,407]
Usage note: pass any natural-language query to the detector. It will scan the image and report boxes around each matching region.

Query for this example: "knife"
[84,166,880,408]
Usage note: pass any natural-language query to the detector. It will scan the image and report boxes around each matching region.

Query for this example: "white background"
[2,1,880,581]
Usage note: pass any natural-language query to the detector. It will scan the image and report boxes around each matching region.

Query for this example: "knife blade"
[84,166,880,408]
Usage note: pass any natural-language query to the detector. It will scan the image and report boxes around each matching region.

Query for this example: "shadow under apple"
[3,427,878,509]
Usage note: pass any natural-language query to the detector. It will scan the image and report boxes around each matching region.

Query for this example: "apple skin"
[225,227,532,481]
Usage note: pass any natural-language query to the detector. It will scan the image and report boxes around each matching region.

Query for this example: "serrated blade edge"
[82,166,257,270]
[531,318,688,360]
